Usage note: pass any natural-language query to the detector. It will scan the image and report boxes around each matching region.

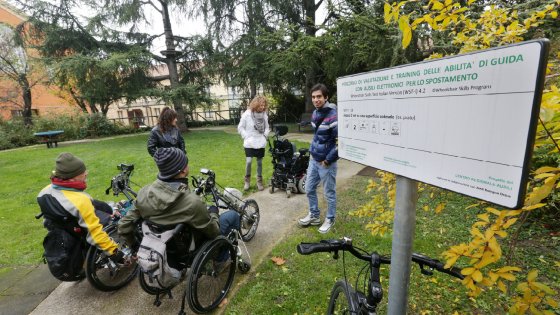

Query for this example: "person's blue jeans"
[305,159,337,220]
[219,210,240,236]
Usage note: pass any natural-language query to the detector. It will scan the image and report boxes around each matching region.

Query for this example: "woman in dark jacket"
[147,107,186,156]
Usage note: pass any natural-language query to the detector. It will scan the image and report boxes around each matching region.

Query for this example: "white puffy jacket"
[237,109,270,149]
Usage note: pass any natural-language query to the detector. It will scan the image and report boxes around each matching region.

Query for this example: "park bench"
[298,112,313,132]
[34,130,64,148]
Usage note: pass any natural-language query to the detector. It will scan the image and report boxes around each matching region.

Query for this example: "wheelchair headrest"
[274,125,288,136]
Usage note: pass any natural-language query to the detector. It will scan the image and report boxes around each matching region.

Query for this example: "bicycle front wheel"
[327,280,360,315]
[85,224,138,292]
[240,199,259,242]
[187,236,236,314]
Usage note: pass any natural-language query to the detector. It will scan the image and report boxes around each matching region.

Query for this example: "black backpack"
[38,194,87,281]
[42,225,86,281]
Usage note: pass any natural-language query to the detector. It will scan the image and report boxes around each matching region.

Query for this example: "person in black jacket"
[147,107,186,156]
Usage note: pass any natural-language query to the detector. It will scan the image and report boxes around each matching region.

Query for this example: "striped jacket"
[37,185,118,255]
[310,103,338,164]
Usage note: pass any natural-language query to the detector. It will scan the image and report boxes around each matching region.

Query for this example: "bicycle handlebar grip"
[297,241,338,255]
[445,266,465,280]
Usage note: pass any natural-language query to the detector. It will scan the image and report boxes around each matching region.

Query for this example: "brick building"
[0,0,78,120]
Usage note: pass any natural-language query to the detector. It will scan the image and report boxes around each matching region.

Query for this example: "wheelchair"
[267,125,310,198]
[137,219,250,314]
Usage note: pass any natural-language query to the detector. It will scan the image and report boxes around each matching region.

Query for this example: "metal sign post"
[387,176,418,314]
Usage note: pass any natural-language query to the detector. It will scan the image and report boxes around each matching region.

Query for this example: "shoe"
[318,218,335,234]
[243,176,250,191]
[298,213,321,226]
[256,176,264,191]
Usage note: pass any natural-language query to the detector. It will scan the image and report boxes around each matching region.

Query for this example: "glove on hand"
[208,205,219,216]
[110,249,125,264]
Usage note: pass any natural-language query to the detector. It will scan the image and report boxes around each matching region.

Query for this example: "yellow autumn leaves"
[383,0,558,55]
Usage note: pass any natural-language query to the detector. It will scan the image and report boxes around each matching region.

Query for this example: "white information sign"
[337,40,548,208]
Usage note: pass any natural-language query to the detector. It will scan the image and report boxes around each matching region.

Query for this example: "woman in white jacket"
[237,96,270,191]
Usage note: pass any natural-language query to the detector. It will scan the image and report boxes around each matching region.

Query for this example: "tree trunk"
[160,0,188,132]
[20,74,33,126]
[69,89,89,113]
[303,0,318,113]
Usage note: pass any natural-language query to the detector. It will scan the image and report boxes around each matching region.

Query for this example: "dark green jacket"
[118,179,219,244]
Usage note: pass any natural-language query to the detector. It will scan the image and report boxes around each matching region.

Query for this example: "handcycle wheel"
[327,280,360,315]
[239,199,260,242]
[85,224,138,292]
[187,236,236,314]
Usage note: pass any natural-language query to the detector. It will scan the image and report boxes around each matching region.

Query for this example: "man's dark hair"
[311,83,329,98]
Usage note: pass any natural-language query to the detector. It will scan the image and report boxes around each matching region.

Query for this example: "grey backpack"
[137,221,182,290]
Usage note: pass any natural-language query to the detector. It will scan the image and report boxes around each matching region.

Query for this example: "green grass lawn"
[226,176,560,314]
[0,127,308,267]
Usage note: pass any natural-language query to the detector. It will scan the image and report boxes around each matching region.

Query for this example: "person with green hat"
[37,152,126,268]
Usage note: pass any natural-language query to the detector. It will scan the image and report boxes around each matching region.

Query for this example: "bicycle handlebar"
[297,238,463,280]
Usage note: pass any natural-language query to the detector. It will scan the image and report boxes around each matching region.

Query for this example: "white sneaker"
[298,213,321,226]
[318,218,335,234]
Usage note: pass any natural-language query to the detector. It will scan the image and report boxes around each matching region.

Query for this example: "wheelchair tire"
[85,224,138,292]
[187,236,236,314]
[297,174,306,194]
[239,199,260,242]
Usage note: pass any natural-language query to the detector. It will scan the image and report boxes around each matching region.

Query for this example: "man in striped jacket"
[298,83,338,234]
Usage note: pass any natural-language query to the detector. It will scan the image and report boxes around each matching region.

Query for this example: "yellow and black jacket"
[37,184,118,255]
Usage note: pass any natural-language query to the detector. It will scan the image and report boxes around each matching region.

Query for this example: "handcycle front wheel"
[239,199,260,242]
[327,280,360,315]
[187,236,236,314]
[85,224,139,292]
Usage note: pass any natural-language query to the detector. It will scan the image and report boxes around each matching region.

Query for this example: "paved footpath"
[1,130,366,315]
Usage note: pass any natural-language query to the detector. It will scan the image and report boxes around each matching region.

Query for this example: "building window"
[204,110,214,118]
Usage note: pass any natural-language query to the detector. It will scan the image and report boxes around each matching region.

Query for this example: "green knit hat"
[53,152,86,179]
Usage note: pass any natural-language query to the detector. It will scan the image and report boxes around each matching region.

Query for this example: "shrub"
[0,119,35,150]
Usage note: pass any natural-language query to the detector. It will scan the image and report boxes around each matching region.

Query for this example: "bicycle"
[297,237,464,314]
[36,163,139,292]
[191,168,260,242]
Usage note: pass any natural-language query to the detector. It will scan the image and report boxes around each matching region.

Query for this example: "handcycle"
[191,168,260,242]
[36,163,139,292]
[297,237,464,314]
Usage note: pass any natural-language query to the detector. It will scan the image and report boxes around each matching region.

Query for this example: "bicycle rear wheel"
[85,224,138,292]
[239,199,259,242]
[327,280,360,315]
[187,236,236,314]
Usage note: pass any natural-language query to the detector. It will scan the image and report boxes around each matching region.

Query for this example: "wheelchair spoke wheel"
[239,199,259,242]
[188,237,236,314]
[327,280,359,315]
[297,174,306,194]
[85,224,138,292]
